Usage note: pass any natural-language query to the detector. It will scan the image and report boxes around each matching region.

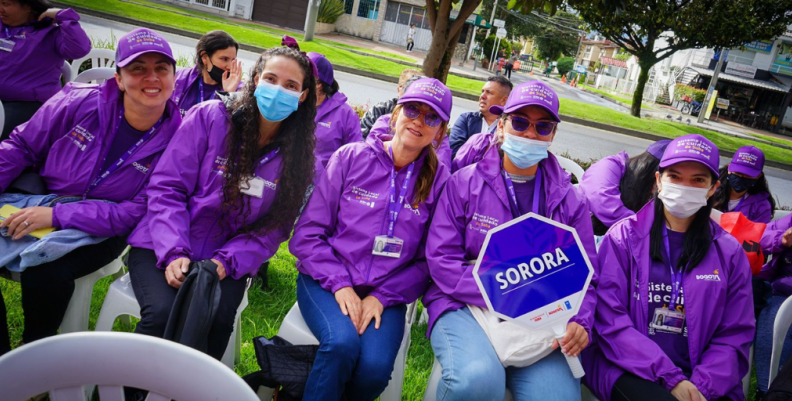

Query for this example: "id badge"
[651,307,685,334]
[372,235,404,258]
[240,176,264,198]
[0,39,15,52]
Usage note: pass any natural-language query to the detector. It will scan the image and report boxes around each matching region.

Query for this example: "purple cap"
[646,139,671,159]
[306,52,334,86]
[397,78,452,121]
[115,28,175,68]
[659,134,720,177]
[281,35,300,51]
[489,81,560,122]
[729,145,765,178]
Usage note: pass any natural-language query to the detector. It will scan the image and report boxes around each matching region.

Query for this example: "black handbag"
[162,259,222,354]
[246,335,319,401]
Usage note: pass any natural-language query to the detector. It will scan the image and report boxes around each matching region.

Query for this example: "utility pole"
[697,48,728,123]
[485,0,499,39]
[304,0,321,42]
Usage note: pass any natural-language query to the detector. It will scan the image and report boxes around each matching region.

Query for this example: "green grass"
[1,241,436,400]
[748,132,792,148]
[580,84,657,111]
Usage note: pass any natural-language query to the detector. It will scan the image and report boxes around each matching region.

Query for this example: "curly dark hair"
[221,47,317,235]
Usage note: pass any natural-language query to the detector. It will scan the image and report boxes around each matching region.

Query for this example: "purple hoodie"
[758,214,792,296]
[579,151,633,227]
[723,192,773,224]
[450,131,495,173]
[582,201,754,401]
[314,92,363,176]
[171,66,245,117]
[127,100,289,280]
[0,8,90,102]
[0,80,181,237]
[368,114,452,169]
[290,131,450,308]
[424,144,598,335]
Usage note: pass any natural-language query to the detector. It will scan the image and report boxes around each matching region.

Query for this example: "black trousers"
[18,236,128,344]
[611,373,731,401]
[127,247,247,360]
[406,41,414,51]
[0,289,9,356]
[2,101,43,141]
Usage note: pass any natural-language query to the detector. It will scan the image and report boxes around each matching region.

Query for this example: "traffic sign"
[575,65,587,74]
[493,19,505,28]
[472,212,594,377]
[496,28,507,39]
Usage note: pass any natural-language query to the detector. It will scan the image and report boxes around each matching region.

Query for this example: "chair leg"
[58,275,99,334]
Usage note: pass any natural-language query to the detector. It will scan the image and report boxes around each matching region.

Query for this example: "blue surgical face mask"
[254,80,302,122]
[501,133,550,169]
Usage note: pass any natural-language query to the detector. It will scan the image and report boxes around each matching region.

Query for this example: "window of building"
[343,0,354,14]
[357,0,381,19]
[384,2,399,22]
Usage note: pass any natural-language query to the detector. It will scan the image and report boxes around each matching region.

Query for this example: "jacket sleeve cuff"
[163,249,191,269]
[330,280,353,294]
[51,206,62,229]
[569,315,592,345]
[661,371,687,393]
[211,253,233,278]
[368,291,392,309]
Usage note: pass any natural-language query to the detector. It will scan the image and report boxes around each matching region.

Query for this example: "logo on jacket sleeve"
[318,121,332,128]
[696,269,722,282]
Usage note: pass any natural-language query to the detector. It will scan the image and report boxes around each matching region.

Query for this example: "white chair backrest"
[74,67,116,84]
[0,332,259,401]
[70,48,116,79]
[773,209,791,222]
[556,154,585,184]
[60,61,73,84]
[769,296,792,387]
[0,98,4,135]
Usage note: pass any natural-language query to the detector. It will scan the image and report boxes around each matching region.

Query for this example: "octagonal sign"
[472,212,594,332]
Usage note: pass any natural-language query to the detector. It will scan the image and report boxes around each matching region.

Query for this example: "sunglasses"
[507,115,557,136]
[403,103,443,128]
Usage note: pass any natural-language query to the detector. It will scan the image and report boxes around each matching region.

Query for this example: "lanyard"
[662,225,686,310]
[502,166,542,218]
[85,106,162,198]
[387,146,416,237]
[199,78,216,103]
[254,148,280,176]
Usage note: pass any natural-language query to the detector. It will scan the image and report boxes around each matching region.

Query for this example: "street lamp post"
[697,49,728,123]
[304,0,321,42]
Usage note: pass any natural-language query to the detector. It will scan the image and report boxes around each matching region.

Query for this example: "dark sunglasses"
[403,103,443,128]
[507,115,557,136]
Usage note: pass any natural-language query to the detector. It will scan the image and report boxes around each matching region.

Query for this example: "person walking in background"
[406,24,415,52]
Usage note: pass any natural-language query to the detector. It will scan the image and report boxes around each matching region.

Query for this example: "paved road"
[78,15,792,208]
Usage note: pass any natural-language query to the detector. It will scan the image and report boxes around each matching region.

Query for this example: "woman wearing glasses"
[290,78,451,401]
[424,81,598,400]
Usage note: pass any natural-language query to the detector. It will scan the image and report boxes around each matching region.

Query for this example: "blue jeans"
[296,273,406,401]
[431,307,581,401]
[756,295,792,391]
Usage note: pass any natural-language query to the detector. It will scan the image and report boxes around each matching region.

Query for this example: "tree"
[550,0,792,117]
[422,0,553,81]
[482,35,512,62]
[532,11,581,62]
[557,56,575,75]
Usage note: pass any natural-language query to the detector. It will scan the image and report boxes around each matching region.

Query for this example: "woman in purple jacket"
[126,46,316,360]
[583,134,754,401]
[290,78,451,401]
[0,28,180,355]
[425,81,598,401]
[711,145,774,224]
[579,140,670,236]
[171,30,242,117]
[0,0,90,139]
[754,214,792,398]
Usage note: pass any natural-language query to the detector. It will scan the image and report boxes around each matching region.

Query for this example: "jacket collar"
[317,91,348,119]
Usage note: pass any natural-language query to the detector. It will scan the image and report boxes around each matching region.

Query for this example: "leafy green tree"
[556,56,575,75]
[533,11,580,62]
[508,0,792,117]
[482,35,513,62]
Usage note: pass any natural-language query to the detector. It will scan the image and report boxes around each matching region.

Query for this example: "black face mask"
[727,173,758,193]
[205,59,226,84]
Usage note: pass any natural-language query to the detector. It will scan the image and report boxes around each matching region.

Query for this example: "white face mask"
[657,181,711,218]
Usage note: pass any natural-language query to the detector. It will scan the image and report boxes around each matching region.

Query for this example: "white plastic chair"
[0,332,259,401]
[95,272,249,369]
[70,48,116,79]
[773,209,792,222]
[0,98,4,135]
[60,60,73,84]
[769,296,792,387]
[556,154,585,184]
[74,67,116,84]
[256,302,416,401]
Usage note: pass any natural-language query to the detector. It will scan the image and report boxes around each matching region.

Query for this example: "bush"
[482,35,512,63]
[674,84,707,102]
[317,0,345,24]
[556,57,575,76]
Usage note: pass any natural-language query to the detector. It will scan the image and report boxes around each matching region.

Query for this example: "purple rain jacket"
[758,214,792,296]
[0,8,90,102]
[290,131,450,308]
[368,114,452,169]
[450,131,495,173]
[171,66,245,117]
[722,192,773,224]
[423,144,599,335]
[581,201,754,401]
[0,80,181,237]
[127,100,289,280]
[314,92,363,176]
[579,151,634,228]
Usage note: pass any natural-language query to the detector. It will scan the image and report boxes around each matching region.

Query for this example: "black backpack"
[766,352,792,401]
[243,335,319,401]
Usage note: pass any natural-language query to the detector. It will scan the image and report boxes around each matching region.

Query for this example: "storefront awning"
[689,66,791,93]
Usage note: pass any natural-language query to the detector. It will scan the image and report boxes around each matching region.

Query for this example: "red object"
[719,212,767,275]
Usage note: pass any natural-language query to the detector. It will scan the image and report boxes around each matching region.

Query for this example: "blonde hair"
[390,104,448,205]
[398,69,422,86]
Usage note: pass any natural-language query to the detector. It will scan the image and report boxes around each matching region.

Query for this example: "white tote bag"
[468,305,555,368]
